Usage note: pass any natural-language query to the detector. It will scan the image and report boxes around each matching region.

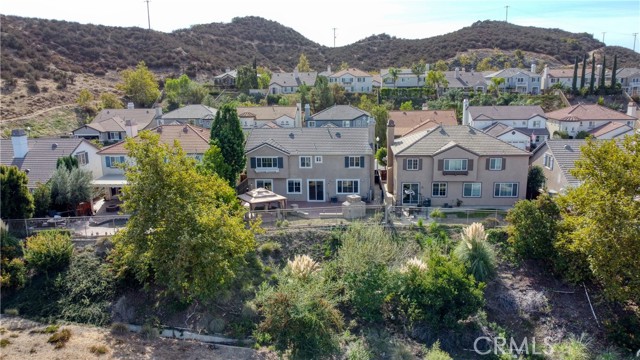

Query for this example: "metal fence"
[4,215,130,238]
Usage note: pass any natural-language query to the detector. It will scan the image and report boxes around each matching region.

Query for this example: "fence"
[4,215,131,238]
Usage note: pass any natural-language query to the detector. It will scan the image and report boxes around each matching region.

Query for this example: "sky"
[2,0,639,51]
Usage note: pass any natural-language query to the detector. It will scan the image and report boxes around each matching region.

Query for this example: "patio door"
[308,180,325,202]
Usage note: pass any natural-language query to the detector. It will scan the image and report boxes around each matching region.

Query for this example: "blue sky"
[2,0,639,51]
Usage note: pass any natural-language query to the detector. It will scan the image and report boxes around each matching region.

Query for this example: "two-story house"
[545,103,637,139]
[387,123,530,207]
[237,105,300,129]
[380,68,425,88]
[213,69,237,88]
[541,64,608,90]
[244,126,375,203]
[94,125,210,199]
[159,104,218,129]
[307,105,373,128]
[485,65,541,94]
[72,107,160,144]
[443,68,488,93]
[269,69,318,95]
[1,129,102,190]
[328,68,373,93]
[463,102,549,149]
[388,110,458,138]
[616,68,640,95]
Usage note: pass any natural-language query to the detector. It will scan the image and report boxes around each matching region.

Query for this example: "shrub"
[429,208,445,220]
[43,325,60,334]
[0,339,10,348]
[89,344,108,355]
[1,258,27,289]
[110,322,129,335]
[390,253,484,329]
[3,308,19,316]
[48,328,72,349]
[506,195,560,261]
[346,338,372,360]
[486,228,508,245]
[23,230,74,275]
[424,341,453,360]
[551,333,591,360]
[140,323,158,340]
[287,255,320,280]
[454,223,496,282]
[258,241,282,256]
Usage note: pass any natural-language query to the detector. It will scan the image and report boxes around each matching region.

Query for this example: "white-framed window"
[402,183,420,205]
[300,156,312,168]
[463,183,481,197]
[588,121,595,129]
[543,153,554,170]
[315,156,323,163]
[307,121,316,127]
[287,179,302,194]
[343,121,351,127]
[406,158,419,171]
[75,151,89,166]
[533,120,541,128]
[337,179,359,194]
[256,179,273,191]
[256,157,278,169]
[627,121,634,127]
[192,154,203,162]
[494,183,518,197]
[432,182,447,197]
[348,156,362,168]
[517,77,525,83]
[105,156,125,168]
[489,158,503,171]
[444,159,467,171]
[107,132,122,140]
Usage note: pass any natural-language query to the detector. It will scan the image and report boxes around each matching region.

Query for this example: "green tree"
[1,223,26,289]
[117,61,160,107]
[388,67,400,89]
[100,93,124,109]
[33,182,51,217]
[209,104,246,185]
[375,147,387,167]
[506,194,560,261]
[589,53,596,94]
[0,165,34,219]
[50,167,70,209]
[433,60,449,71]
[298,84,311,109]
[558,135,640,303]
[599,55,606,92]
[610,54,618,89]
[426,70,449,98]
[580,55,587,90]
[236,65,258,94]
[357,95,375,112]
[371,105,388,148]
[257,66,271,89]
[476,58,495,72]
[76,89,94,109]
[526,165,545,199]
[571,56,579,93]
[197,144,230,181]
[399,101,413,111]
[488,77,505,96]
[297,53,311,72]
[411,60,426,84]
[164,74,208,110]
[110,131,256,301]
[330,83,346,104]
[338,61,349,71]
[23,230,74,276]
[49,167,92,211]
[56,155,79,171]
[311,76,333,112]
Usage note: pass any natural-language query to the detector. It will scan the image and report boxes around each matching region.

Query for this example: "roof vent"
[289,133,295,139]
[564,144,571,150]
[25,169,30,174]
[52,143,58,150]
[156,127,163,133]
[335,132,341,138]
[183,126,189,133]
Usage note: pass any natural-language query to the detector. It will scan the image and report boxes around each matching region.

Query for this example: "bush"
[506,195,560,261]
[551,334,591,360]
[454,223,496,282]
[48,328,72,349]
[140,323,158,340]
[110,322,129,335]
[1,225,26,289]
[89,344,108,355]
[390,253,484,329]
[345,338,372,360]
[258,241,282,256]
[23,230,74,275]
[424,341,452,360]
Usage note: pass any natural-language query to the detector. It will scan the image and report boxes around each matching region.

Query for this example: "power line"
[144,0,151,30]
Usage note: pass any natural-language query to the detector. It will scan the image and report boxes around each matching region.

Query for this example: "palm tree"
[454,222,497,282]
[388,67,400,89]
[426,70,448,98]
[411,60,426,85]
[488,77,505,96]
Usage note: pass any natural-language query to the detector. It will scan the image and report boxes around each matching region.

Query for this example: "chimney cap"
[183,126,189,133]
[387,119,395,127]
[11,129,27,137]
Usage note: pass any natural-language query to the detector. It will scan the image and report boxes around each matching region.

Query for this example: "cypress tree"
[599,55,606,92]
[571,56,579,93]
[580,55,587,89]
[209,104,246,186]
[589,53,596,94]
[610,55,618,91]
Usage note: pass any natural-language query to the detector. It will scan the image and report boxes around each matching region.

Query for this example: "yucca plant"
[454,222,496,282]
[287,254,320,280]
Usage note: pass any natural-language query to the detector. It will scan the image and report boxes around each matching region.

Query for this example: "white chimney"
[386,120,395,195]
[294,67,299,78]
[455,67,460,79]
[125,120,138,138]
[127,102,134,109]
[327,65,332,74]
[295,103,302,127]
[542,65,549,90]
[304,104,311,124]
[11,129,29,158]
[627,102,638,118]
[462,99,470,126]
[531,63,537,73]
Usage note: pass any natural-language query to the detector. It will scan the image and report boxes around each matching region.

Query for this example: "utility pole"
[144,0,151,30]
[505,5,509,23]
[633,32,638,52]
[332,27,337,48]
[602,32,606,43]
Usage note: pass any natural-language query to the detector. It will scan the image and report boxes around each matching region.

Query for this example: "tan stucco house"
[529,139,588,195]
[387,123,530,207]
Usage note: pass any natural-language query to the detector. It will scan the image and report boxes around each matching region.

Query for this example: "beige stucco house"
[387,123,530,207]
[529,139,588,195]
[244,126,375,203]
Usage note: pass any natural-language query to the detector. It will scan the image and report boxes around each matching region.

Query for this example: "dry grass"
[48,328,72,349]
[89,344,109,355]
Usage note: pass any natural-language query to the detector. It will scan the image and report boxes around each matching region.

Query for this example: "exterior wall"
[246,146,373,202]
[530,146,568,194]
[73,126,101,139]
[309,116,371,128]
[620,74,640,95]
[393,149,528,207]
[240,117,257,129]
[269,85,297,94]
[73,142,103,179]
[99,155,129,176]
[496,132,530,150]
[548,119,632,137]
[381,74,424,88]
[274,115,295,128]
[329,75,373,93]
[493,74,541,94]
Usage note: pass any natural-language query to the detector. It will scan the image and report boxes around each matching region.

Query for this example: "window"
[256,179,273,191]
[494,183,518,197]
[406,158,419,171]
[287,179,302,194]
[432,182,447,197]
[307,121,316,127]
[337,180,359,194]
[256,157,278,169]
[543,153,554,170]
[108,132,122,140]
[444,159,467,171]
[588,121,595,129]
[343,121,351,127]
[347,156,363,168]
[315,156,323,163]
[463,183,481,197]
[300,156,312,168]
[517,77,525,83]
[75,151,89,166]
[627,121,634,127]
[489,158,503,171]
[402,183,420,204]
[533,120,541,128]
[106,156,125,168]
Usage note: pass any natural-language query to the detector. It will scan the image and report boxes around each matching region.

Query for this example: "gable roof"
[380,68,417,77]
[0,137,96,188]
[587,121,634,137]
[214,69,237,79]
[486,68,539,78]
[545,104,636,122]
[161,105,217,120]
[444,70,488,88]
[310,105,370,121]
[391,125,529,156]
[388,110,458,137]
[245,128,372,155]
[236,106,297,121]
[615,68,640,78]
[329,68,372,78]
[269,72,318,87]
[469,105,546,121]
[90,108,158,131]
[98,125,210,155]
[534,139,588,185]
